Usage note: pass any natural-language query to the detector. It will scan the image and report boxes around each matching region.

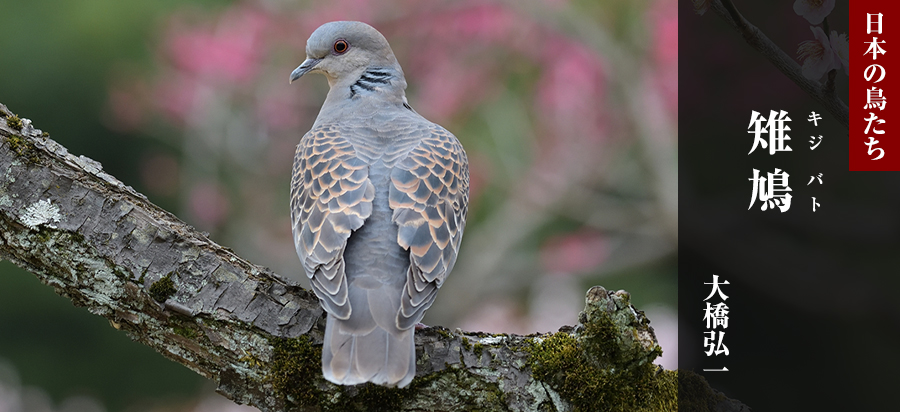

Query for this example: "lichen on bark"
[528,287,676,412]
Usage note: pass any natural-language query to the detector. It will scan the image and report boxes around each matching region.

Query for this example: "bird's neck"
[324,66,408,107]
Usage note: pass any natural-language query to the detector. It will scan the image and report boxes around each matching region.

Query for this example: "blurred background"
[0,0,676,411]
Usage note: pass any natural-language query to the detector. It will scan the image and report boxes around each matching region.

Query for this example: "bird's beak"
[290,58,322,83]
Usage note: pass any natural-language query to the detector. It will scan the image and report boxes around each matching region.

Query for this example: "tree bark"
[0,103,725,411]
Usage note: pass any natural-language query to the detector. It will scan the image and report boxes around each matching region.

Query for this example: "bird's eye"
[333,39,349,54]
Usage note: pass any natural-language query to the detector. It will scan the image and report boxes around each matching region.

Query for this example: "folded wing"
[389,126,469,329]
[291,125,375,319]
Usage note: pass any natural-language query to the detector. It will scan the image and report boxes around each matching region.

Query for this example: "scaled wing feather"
[291,125,375,320]
[389,127,468,330]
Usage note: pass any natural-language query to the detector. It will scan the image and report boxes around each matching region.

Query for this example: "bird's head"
[290,21,401,86]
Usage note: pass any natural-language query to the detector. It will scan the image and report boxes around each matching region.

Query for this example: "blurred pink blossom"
[414,54,494,120]
[535,38,605,120]
[153,74,200,125]
[531,36,608,174]
[446,4,519,45]
[651,0,678,112]
[295,0,380,35]
[652,1,678,65]
[540,230,608,275]
[407,3,524,46]
[165,6,269,84]
[404,4,537,120]
[257,89,302,133]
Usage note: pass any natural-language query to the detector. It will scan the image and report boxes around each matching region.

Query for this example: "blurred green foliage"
[0,1,228,411]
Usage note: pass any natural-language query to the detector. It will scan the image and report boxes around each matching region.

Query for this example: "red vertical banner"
[851,4,898,170]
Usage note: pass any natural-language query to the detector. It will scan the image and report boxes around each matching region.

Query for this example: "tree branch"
[0,102,716,411]
[710,0,849,128]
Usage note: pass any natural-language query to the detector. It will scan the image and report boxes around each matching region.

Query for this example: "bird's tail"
[322,312,415,388]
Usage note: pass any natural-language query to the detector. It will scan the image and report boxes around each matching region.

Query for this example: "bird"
[289,21,468,388]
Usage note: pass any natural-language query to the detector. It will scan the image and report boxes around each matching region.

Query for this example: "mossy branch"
[0,103,733,411]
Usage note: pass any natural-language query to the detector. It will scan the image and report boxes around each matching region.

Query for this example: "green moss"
[169,317,200,340]
[34,227,85,249]
[112,268,130,280]
[137,267,148,284]
[173,325,198,339]
[437,367,508,411]
[334,383,405,412]
[654,369,678,411]
[435,327,454,340]
[265,333,509,411]
[5,115,23,130]
[35,227,53,243]
[473,343,484,358]
[461,336,472,351]
[527,317,676,411]
[5,134,40,163]
[238,352,264,369]
[328,367,504,412]
[267,335,323,405]
[149,272,177,302]
[266,335,400,411]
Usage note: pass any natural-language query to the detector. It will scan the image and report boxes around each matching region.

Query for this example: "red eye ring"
[333,39,349,54]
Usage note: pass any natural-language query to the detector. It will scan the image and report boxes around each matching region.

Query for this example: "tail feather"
[351,324,388,381]
[322,315,415,388]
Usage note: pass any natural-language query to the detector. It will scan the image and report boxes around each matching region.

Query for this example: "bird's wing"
[291,124,375,320]
[389,126,468,329]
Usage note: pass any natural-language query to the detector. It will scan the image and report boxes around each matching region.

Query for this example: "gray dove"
[289,21,469,388]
